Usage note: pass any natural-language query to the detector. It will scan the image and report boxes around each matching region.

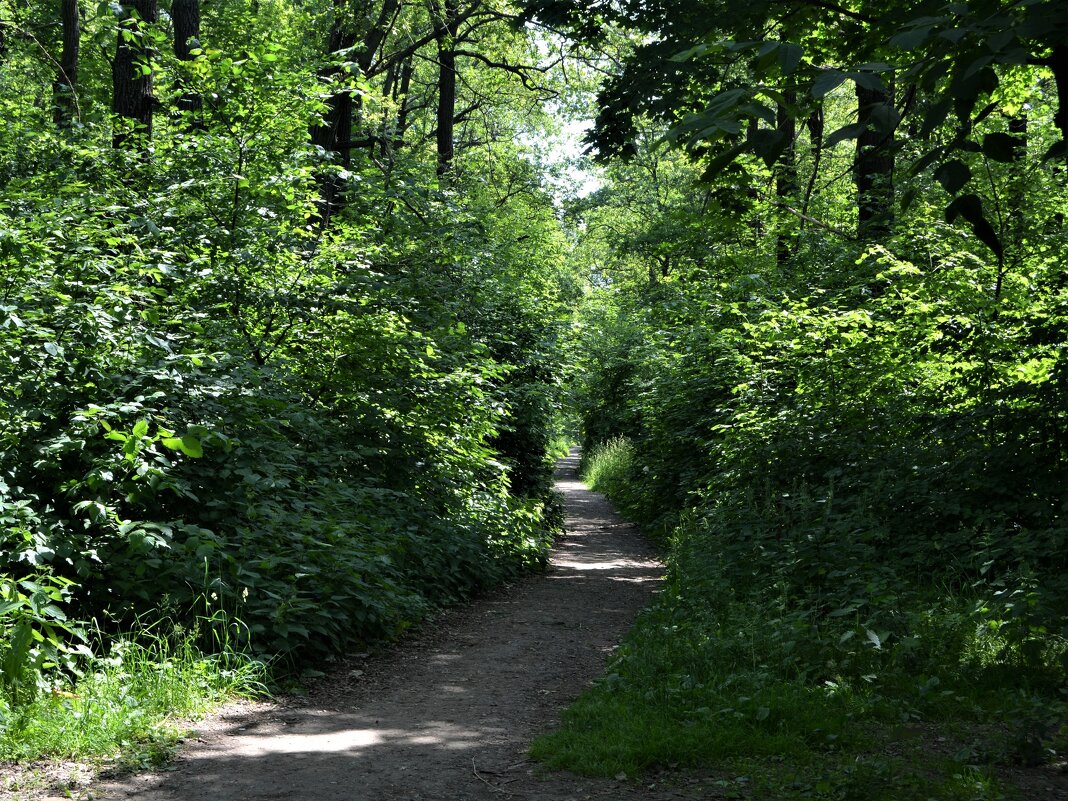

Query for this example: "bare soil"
[89,451,722,800]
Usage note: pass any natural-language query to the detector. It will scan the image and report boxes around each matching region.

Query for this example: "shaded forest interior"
[1,1,1068,799]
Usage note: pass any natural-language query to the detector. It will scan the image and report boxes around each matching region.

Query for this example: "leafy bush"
[551,212,1068,795]
[0,574,89,710]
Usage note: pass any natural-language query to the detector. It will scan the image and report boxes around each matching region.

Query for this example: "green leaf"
[889,26,932,50]
[749,128,788,167]
[945,194,1003,257]
[825,122,868,148]
[869,103,901,136]
[132,419,149,438]
[700,140,750,181]
[671,43,713,62]
[921,100,953,138]
[778,43,803,75]
[910,148,943,177]
[934,159,971,194]
[1042,141,1067,162]
[812,69,846,99]
[982,132,1023,163]
[851,72,885,92]
[179,435,204,458]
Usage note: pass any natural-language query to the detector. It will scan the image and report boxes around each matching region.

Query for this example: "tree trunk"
[1049,44,1068,154]
[53,0,80,127]
[382,54,414,161]
[1007,112,1027,273]
[311,0,402,225]
[111,0,158,148]
[310,0,356,225]
[433,0,459,178]
[171,0,202,120]
[799,106,824,228]
[395,57,414,123]
[775,92,797,266]
[854,83,895,239]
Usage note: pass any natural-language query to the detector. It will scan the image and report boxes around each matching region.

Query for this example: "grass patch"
[547,434,576,459]
[532,470,1068,800]
[580,436,635,496]
[0,618,267,767]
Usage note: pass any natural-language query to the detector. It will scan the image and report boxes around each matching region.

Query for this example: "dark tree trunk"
[171,0,202,119]
[310,0,355,162]
[1049,44,1068,153]
[854,83,895,239]
[111,0,158,148]
[311,0,401,225]
[1007,112,1028,272]
[800,106,824,227]
[310,0,357,225]
[775,92,797,266]
[433,0,459,178]
[53,0,80,127]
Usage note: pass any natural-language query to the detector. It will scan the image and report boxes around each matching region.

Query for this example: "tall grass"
[0,615,267,765]
[547,434,575,459]
[533,465,1068,800]
[580,436,634,497]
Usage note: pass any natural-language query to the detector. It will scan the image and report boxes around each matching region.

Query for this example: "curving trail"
[98,451,669,801]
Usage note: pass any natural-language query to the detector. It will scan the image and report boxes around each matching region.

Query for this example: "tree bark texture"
[111,0,158,148]
[53,0,80,127]
[433,0,459,178]
[775,92,797,266]
[854,83,894,240]
[171,0,202,118]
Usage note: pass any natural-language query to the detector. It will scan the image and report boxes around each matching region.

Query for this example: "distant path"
[99,450,669,800]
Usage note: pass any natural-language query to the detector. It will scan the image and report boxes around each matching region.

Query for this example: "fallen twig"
[472,758,524,798]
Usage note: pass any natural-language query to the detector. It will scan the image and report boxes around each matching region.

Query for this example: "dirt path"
[97,451,674,801]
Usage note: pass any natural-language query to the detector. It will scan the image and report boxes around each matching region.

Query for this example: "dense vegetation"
[2,0,1067,796]
[0,0,576,761]
[522,0,1068,798]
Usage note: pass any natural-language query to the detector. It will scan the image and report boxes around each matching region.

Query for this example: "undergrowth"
[0,616,267,768]
[535,438,1068,800]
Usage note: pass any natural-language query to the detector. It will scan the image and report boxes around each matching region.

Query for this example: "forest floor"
[58,451,734,801]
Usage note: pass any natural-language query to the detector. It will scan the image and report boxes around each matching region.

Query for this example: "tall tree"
[53,0,79,127]
[854,83,894,239]
[775,92,797,264]
[111,0,158,148]
[431,0,460,178]
[311,0,401,222]
[171,0,201,119]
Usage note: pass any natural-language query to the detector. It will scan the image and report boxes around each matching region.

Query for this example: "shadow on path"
[98,449,664,801]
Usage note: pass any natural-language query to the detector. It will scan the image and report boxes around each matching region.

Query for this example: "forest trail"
[97,451,676,801]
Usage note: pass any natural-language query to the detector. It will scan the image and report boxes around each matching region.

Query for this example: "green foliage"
[0,617,267,765]
[579,436,637,505]
[0,0,574,752]
[542,37,1068,789]
[0,574,89,710]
